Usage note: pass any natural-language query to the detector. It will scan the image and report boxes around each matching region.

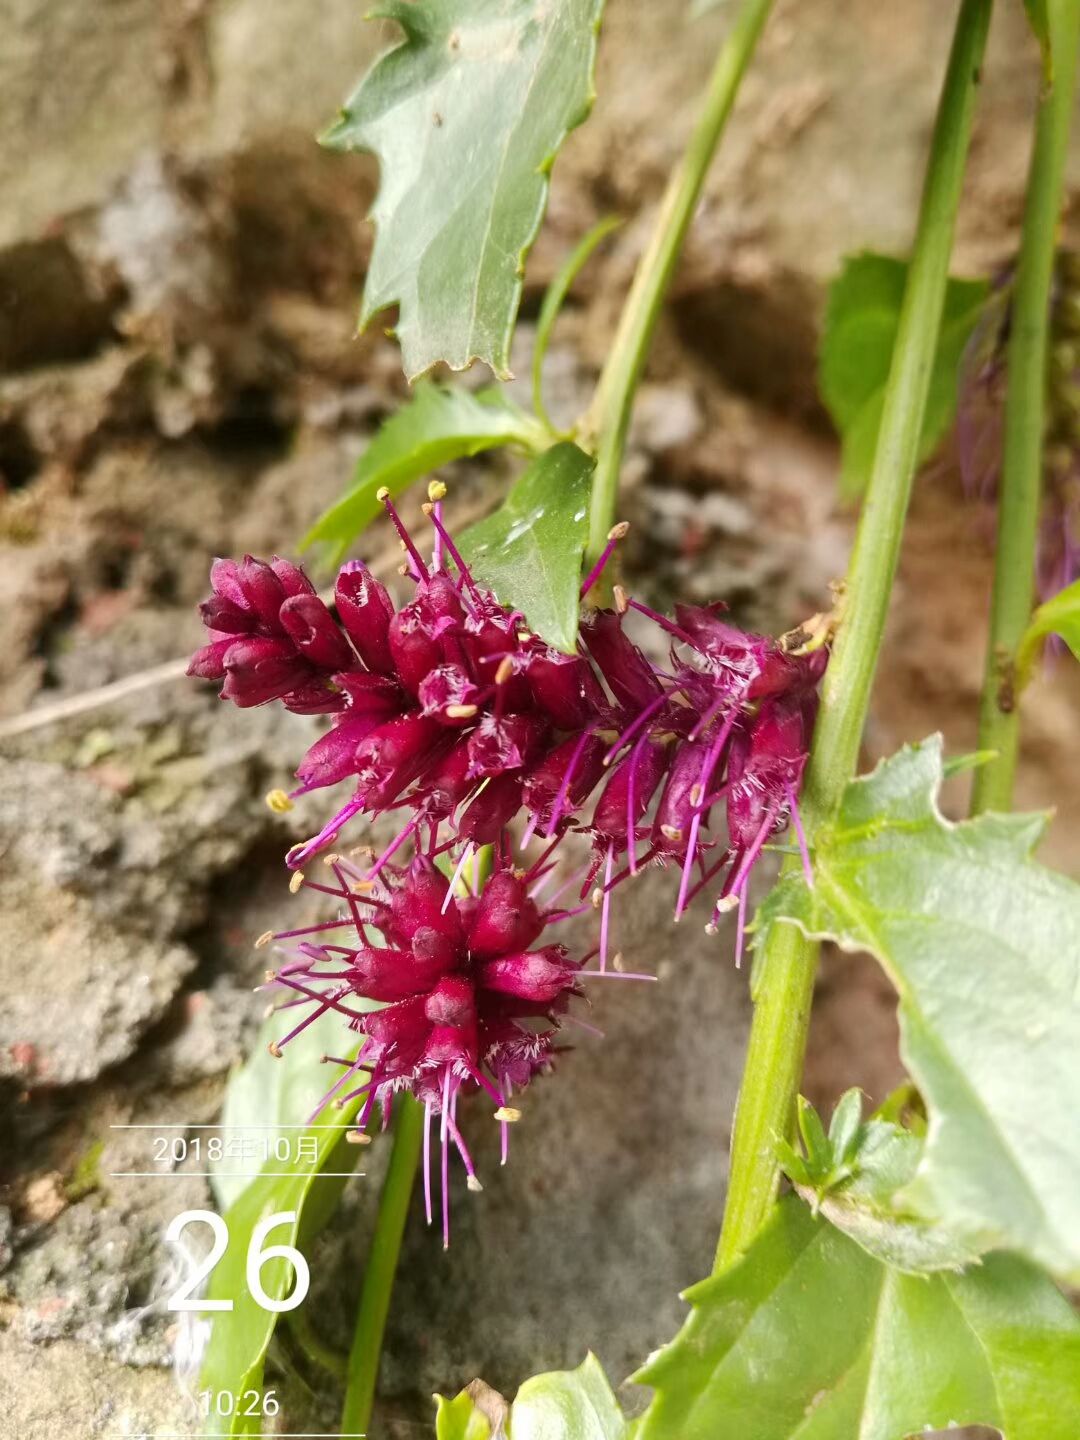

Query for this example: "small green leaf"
[809,1118,988,1273]
[435,1382,503,1440]
[532,217,621,428]
[795,1094,831,1174]
[825,1087,863,1162]
[635,1196,1080,1440]
[1017,575,1080,681]
[458,441,594,653]
[302,382,547,564]
[437,1355,627,1440]
[819,253,989,500]
[324,0,606,380]
[759,735,1080,1282]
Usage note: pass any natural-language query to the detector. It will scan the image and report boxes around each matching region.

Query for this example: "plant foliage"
[759,735,1080,1282]
[324,0,606,380]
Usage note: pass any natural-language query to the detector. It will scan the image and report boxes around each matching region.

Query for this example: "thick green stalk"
[715,0,993,1271]
[971,0,1080,814]
[582,0,775,564]
[340,1097,424,1435]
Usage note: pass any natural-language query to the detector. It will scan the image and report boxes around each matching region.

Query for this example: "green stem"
[715,0,993,1272]
[970,0,1080,814]
[582,0,775,565]
[340,1097,424,1435]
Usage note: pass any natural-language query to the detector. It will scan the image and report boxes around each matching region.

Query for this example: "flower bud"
[279,593,355,671]
[335,561,395,675]
[467,870,544,960]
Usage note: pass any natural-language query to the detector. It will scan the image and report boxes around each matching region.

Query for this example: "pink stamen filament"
[379,491,429,581]
[366,817,419,881]
[545,722,599,837]
[288,793,368,868]
[427,509,484,603]
[432,499,444,573]
[579,530,624,598]
[602,691,668,764]
[423,1101,434,1225]
[599,842,614,972]
[625,597,695,645]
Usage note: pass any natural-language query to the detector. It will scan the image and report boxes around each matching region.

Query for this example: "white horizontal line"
[108,1172,364,1179]
[109,1124,356,1130]
[102,1434,366,1438]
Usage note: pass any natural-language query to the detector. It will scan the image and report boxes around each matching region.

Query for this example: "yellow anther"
[660,824,683,843]
[494,656,514,686]
[608,521,630,541]
[268,1040,283,1058]
[466,1175,484,1193]
[347,1130,372,1145]
[266,788,293,814]
[613,584,629,614]
[255,930,274,949]
[428,479,447,502]
[289,870,305,894]
[494,1106,522,1123]
[446,703,479,719]
[376,486,391,502]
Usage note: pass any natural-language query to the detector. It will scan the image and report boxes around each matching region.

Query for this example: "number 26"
[164,1209,311,1314]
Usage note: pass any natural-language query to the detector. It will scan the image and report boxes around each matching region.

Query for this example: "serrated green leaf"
[302,382,548,563]
[325,0,606,380]
[437,1354,626,1440]
[635,1196,1080,1440]
[819,253,989,501]
[758,735,1080,1282]
[458,441,594,652]
[1017,575,1080,681]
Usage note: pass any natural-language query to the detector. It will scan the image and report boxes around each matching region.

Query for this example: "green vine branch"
[715,0,994,1272]
[581,0,776,567]
[971,0,1080,815]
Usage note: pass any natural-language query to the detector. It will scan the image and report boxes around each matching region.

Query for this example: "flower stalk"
[341,1096,425,1436]
[715,0,994,1271]
[581,0,776,566]
[970,0,1080,815]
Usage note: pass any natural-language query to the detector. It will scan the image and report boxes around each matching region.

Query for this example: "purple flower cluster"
[261,856,599,1244]
[190,493,826,1228]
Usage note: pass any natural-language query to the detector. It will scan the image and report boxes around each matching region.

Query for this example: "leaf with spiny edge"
[758,734,1080,1283]
[324,0,607,381]
[634,1195,1080,1440]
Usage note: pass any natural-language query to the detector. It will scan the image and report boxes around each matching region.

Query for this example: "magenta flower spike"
[261,857,609,1245]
